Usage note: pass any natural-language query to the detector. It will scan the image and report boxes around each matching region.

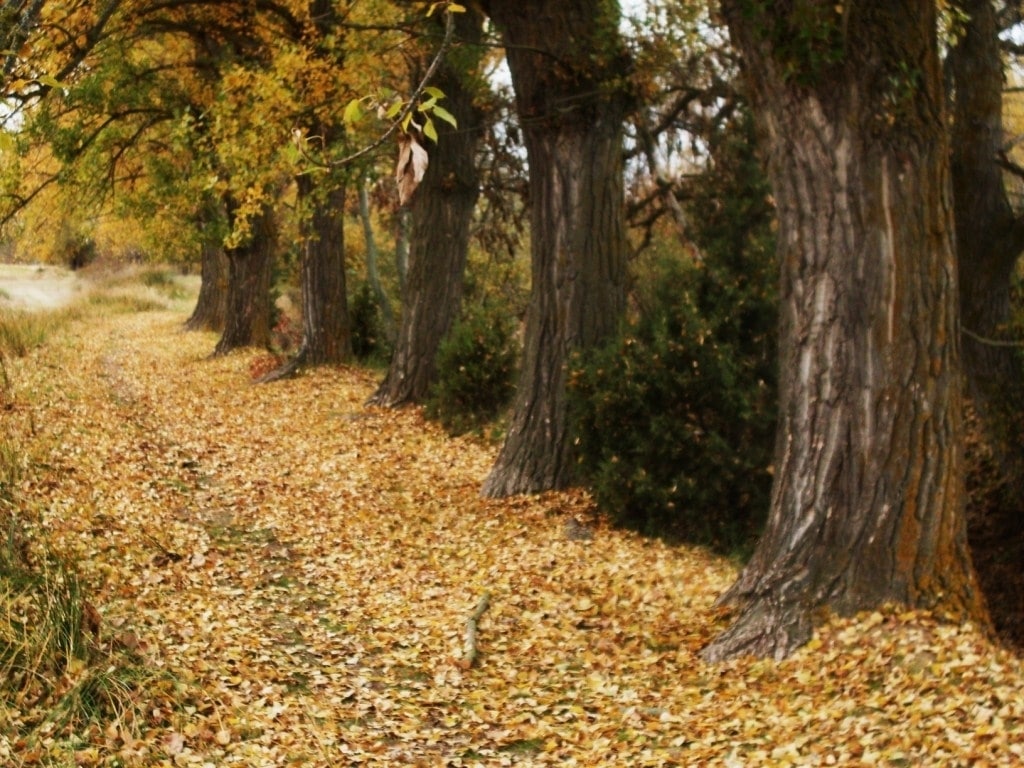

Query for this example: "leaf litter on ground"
[2,307,1023,767]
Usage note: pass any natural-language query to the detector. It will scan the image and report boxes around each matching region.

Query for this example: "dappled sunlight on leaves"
[4,309,1023,765]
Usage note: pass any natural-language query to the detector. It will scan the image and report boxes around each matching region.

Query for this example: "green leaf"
[343,98,365,125]
[423,86,446,100]
[431,105,457,129]
[385,100,404,120]
[423,117,438,143]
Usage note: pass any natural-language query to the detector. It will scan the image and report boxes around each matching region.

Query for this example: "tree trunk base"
[700,597,813,663]
[256,346,308,384]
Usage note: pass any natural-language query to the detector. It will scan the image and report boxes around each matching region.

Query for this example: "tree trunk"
[297,174,352,365]
[394,207,410,293]
[359,177,394,335]
[703,1,988,662]
[185,238,228,333]
[213,201,275,356]
[949,0,1024,481]
[369,7,484,407]
[479,0,629,496]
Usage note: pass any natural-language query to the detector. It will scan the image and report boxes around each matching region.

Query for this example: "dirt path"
[7,308,1024,766]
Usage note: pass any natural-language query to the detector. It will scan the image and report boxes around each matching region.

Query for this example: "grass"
[0,434,24,504]
[0,263,196,330]
[0,550,90,710]
[0,486,193,766]
[86,291,167,314]
[0,307,79,358]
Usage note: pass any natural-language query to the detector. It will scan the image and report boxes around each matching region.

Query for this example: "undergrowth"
[0,526,190,765]
[425,300,518,437]
[0,307,80,358]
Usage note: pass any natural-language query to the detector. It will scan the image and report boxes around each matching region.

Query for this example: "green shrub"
[568,113,777,556]
[568,262,775,554]
[425,301,519,436]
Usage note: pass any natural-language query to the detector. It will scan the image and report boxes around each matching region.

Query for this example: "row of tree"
[3,1,1024,661]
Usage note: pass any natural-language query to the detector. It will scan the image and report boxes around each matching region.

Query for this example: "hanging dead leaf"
[395,133,428,206]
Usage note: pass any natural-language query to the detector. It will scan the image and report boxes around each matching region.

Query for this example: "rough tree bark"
[295,174,352,366]
[479,0,629,496]
[213,200,275,356]
[369,7,484,407]
[702,1,988,662]
[185,238,229,333]
[949,0,1024,480]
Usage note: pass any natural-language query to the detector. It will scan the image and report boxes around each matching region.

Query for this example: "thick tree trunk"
[480,0,629,496]
[297,174,352,366]
[213,202,275,356]
[950,0,1024,480]
[185,197,228,332]
[185,239,228,332]
[370,8,484,407]
[703,1,988,662]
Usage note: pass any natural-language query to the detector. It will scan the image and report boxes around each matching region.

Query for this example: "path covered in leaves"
[8,307,1024,766]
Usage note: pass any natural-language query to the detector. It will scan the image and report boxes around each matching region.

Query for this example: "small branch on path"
[142,531,184,564]
[460,591,491,669]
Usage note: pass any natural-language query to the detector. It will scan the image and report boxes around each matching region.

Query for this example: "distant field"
[0,263,81,311]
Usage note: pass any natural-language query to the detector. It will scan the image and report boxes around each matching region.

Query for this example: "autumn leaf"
[395,132,428,205]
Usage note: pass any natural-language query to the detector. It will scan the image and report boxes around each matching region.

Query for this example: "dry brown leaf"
[395,132,428,205]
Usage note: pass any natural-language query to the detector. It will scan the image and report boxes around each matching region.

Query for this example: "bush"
[568,114,777,556]
[568,256,776,554]
[425,301,519,436]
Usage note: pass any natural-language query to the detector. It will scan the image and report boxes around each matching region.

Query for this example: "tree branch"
[460,591,491,669]
[304,6,457,170]
[962,327,1024,348]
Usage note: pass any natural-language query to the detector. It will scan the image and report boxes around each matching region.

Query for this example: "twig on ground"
[461,591,491,668]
